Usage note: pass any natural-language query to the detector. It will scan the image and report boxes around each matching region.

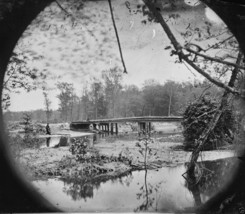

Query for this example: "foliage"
[2,52,46,110]
[69,137,89,162]
[8,133,42,161]
[3,79,222,123]
[22,112,33,133]
[136,131,156,166]
[69,136,132,165]
[102,67,123,118]
[57,82,77,122]
[42,87,52,123]
[182,97,236,150]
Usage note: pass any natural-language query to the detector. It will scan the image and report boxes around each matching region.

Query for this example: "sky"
[5,0,229,112]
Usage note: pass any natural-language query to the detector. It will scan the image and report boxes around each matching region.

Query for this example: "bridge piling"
[110,123,113,134]
[115,123,118,134]
[70,116,182,132]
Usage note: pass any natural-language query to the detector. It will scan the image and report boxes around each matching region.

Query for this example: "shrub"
[182,97,236,150]
[69,137,90,162]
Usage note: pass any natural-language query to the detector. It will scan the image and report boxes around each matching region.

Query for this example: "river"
[32,131,235,212]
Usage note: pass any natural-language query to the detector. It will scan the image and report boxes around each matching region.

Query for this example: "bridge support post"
[111,123,114,134]
[115,123,118,134]
[107,124,109,132]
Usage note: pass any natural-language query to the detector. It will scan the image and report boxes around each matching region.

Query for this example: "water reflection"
[33,158,233,212]
[183,157,235,208]
[63,179,99,201]
[46,137,51,147]
[61,170,133,202]
[134,167,164,212]
[40,136,69,148]
[40,135,94,148]
[39,131,174,149]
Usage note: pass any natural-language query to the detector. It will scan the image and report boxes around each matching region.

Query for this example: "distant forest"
[4,67,223,123]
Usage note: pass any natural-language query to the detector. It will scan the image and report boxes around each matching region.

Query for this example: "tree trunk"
[187,51,243,175]
[168,87,172,116]
[187,99,227,175]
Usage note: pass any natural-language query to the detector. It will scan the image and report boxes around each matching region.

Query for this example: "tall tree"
[80,85,92,120]
[56,82,75,122]
[42,87,52,123]
[89,80,106,119]
[162,80,182,116]
[142,79,159,116]
[102,67,123,118]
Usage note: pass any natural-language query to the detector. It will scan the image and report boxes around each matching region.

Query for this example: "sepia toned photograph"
[0,0,245,213]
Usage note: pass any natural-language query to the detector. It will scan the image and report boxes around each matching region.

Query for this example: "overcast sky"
[6,0,228,111]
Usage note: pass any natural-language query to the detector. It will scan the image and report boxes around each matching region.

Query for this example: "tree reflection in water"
[61,171,133,201]
[134,168,163,212]
[184,157,235,208]
[46,137,50,147]
[61,178,100,201]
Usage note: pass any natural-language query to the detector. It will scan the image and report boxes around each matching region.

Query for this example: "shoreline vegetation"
[7,122,234,183]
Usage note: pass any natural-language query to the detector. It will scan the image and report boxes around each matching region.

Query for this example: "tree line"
[4,66,222,123]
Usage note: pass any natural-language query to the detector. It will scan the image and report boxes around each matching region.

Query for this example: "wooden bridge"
[70,116,183,134]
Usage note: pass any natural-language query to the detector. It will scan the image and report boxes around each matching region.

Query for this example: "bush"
[182,97,236,151]
[8,133,42,160]
[69,137,90,162]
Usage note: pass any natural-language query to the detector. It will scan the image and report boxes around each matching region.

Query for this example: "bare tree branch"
[184,47,245,70]
[108,0,127,74]
[181,54,240,95]
[143,0,182,53]
[143,0,241,95]
[228,50,243,87]
[204,35,234,52]
[55,0,71,16]
[187,48,243,176]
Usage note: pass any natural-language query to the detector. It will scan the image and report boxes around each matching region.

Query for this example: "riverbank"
[16,133,235,182]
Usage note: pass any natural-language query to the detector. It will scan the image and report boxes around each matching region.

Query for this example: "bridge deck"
[71,116,183,124]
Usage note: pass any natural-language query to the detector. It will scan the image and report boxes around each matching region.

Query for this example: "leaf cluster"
[22,113,33,133]
[182,97,236,150]
[69,137,89,161]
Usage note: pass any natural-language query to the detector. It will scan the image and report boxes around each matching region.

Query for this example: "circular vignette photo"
[1,0,245,213]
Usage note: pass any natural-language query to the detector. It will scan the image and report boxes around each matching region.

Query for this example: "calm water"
[33,159,232,212]
[38,134,95,148]
[38,132,181,149]
[33,131,234,212]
